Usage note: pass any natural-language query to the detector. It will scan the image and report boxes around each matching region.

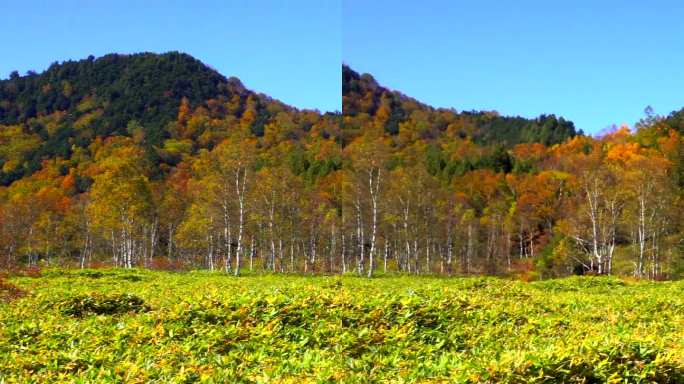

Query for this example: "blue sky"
[343,0,684,134]
[0,0,341,112]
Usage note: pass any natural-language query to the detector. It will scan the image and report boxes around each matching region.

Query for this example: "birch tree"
[87,139,154,268]
[345,130,388,277]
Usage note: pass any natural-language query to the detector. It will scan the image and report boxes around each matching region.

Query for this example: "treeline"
[0,57,682,279]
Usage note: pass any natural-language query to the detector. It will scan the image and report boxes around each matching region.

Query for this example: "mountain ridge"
[343,64,581,147]
[0,52,332,185]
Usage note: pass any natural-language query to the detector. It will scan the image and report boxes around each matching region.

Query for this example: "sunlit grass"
[1,269,683,383]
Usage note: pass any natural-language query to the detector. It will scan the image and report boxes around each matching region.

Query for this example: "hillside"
[0,52,344,275]
[0,55,681,281]
[342,65,580,147]
[0,52,311,184]
[0,52,231,128]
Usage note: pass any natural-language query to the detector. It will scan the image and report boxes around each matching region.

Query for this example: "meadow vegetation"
[1,269,682,383]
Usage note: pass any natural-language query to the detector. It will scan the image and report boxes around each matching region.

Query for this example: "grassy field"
[1,269,683,383]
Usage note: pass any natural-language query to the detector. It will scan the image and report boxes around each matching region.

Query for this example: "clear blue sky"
[0,0,341,112]
[344,0,684,134]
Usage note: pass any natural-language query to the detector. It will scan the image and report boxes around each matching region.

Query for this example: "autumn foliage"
[0,58,682,279]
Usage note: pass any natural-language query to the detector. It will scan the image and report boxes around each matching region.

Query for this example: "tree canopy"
[0,56,681,280]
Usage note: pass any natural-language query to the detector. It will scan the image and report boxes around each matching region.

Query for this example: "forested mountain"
[341,65,683,279]
[0,52,295,184]
[0,56,682,280]
[0,52,229,128]
[343,65,580,147]
[0,52,342,275]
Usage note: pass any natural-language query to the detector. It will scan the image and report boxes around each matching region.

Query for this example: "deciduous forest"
[1,53,683,279]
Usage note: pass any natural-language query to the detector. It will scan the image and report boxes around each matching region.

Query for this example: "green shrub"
[531,275,626,292]
[58,293,150,317]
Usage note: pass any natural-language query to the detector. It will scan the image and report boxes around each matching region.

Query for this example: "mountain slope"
[0,52,241,133]
[342,65,580,147]
[0,52,295,184]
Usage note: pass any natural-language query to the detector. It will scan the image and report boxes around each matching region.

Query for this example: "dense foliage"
[0,55,682,280]
[342,65,580,147]
[0,52,291,183]
[0,52,227,129]
[1,270,682,382]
